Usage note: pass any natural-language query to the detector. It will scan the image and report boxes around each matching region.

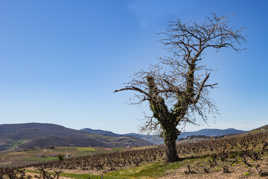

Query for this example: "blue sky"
[0,0,267,133]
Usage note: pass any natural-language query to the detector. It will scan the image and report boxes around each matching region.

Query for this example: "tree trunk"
[163,130,179,162]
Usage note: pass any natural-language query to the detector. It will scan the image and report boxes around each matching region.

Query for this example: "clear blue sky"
[0,0,267,133]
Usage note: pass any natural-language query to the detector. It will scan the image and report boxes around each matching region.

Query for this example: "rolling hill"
[0,123,152,151]
[0,123,249,151]
[81,128,246,145]
[81,128,121,137]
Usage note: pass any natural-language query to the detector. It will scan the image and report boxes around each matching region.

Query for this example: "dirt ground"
[159,161,268,179]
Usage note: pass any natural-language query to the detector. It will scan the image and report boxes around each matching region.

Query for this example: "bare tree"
[114,14,245,162]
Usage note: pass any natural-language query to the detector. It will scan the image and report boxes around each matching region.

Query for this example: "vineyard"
[32,131,268,170]
[0,127,267,178]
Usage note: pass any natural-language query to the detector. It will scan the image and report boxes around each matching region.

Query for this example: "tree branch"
[114,86,151,98]
[193,73,210,104]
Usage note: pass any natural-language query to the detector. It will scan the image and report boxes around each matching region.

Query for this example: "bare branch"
[114,86,151,98]
[193,73,211,104]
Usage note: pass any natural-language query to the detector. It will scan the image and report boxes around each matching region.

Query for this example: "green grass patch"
[106,159,196,178]
[10,140,28,150]
[244,171,250,176]
[24,156,58,162]
[62,173,128,179]
[76,147,96,152]
[27,170,127,179]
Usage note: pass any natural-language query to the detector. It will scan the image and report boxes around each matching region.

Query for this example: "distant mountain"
[178,128,246,139]
[82,128,246,145]
[0,123,252,152]
[80,129,164,145]
[124,133,164,145]
[81,128,121,137]
[0,123,152,151]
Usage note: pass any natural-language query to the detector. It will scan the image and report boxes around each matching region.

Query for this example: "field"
[0,126,268,178]
[0,146,123,168]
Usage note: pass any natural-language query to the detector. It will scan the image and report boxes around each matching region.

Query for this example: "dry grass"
[159,153,268,179]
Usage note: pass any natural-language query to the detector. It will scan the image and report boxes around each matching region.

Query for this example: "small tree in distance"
[115,14,245,162]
